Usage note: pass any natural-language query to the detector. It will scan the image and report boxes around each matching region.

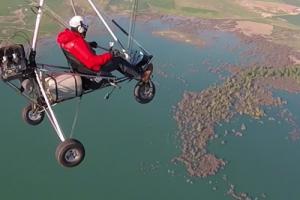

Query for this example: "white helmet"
[69,15,88,34]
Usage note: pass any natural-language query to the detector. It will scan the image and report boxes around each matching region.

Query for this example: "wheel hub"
[65,148,80,163]
[140,84,153,98]
[28,110,42,121]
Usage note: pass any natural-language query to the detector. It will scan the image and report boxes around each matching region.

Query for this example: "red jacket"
[57,29,112,72]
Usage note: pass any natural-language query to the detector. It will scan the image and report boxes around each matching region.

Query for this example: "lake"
[280,14,300,26]
[0,19,300,200]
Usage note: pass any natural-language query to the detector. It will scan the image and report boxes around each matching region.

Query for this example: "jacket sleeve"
[71,38,112,71]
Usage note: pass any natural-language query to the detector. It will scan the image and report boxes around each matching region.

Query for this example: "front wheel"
[22,104,45,126]
[134,80,156,104]
[55,139,85,168]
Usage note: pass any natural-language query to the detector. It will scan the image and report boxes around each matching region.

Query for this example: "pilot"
[57,15,153,82]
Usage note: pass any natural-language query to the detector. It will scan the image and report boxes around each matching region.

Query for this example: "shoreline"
[174,65,300,178]
[154,14,300,67]
[4,7,300,179]
[3,7,300,65]
[29,13,300,180]
[147,14,300,179]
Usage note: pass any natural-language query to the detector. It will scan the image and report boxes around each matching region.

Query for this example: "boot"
[141,63,153,82]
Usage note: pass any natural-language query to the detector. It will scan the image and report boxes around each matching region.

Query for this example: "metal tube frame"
[111,19,152,55]
[28,0,148,142]
[87,0,127,51]
[127,0,138,52]
[35,70,66,142]
[32,0,44,51]
[31,0,66,142]
[6,81,38,104]
[86,0,152,61]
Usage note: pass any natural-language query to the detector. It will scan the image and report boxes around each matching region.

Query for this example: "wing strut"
[128,0,138,52]
[31,0,66,142]
[87,0,126,51]
[70,0,77,15]
[35,70,66,142]
[32,0,44,51]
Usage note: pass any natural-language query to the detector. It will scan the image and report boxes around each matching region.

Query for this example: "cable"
[44,4,68,27]
[70,96,82,138]
[128,0,138,52]
[70,0,77,15]
[11,31,32,46]
[30,3,67,28]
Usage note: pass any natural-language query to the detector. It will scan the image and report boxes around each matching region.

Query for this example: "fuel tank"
[45,74,83,103]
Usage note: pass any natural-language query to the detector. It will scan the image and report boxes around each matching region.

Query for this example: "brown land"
[227,183,254,200]
[152,30,205,47]
[263,77,300,93]
[0,9,26,25]
[235,0,300,17]
[174,65,300,177]
[156,13,300,177]
[0,9,27,36]
[233,21,273,37]
[155,15,300,67]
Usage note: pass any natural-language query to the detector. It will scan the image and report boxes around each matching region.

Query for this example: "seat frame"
[61,49,130,91]
[62,49,100,76]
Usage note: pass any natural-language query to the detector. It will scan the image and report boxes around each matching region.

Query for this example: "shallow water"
[280,14,300,26]
[1,20,300,200]
[282,0,300,7]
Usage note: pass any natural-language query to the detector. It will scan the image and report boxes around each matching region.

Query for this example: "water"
[282,0,300,7]
[279,14,300,26]
[1,20,300,200]
[273,0,300,27]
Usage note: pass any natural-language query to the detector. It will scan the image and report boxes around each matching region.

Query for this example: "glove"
[89,41,98,49]
[110,49,121,57]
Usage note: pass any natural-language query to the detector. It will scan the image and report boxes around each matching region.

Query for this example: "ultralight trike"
[0,0,155,167]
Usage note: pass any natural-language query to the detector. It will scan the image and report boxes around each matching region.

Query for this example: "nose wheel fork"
[22,104,45,126]
[134,80,156,104]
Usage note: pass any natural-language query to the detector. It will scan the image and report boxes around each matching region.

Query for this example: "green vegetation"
[147,0,175,9]
[2,0,300,49]
[175,65,300,177]
[0,0,103,42]
[180,7,214,14]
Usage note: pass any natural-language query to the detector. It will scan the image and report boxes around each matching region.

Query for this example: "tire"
[55,139,85,168]
[22,104,45,126]
[134,80,156,104]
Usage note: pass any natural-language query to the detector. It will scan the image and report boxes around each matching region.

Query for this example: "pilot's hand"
[89,41,98,49]
[108,42,114,52]
[110,49,121,57]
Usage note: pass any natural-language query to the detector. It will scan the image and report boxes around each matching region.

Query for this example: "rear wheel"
[134,80,156,104]
[22,104,45,126]
[56,139,85,168]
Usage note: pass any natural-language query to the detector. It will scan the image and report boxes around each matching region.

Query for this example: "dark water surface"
[1,20,300,200]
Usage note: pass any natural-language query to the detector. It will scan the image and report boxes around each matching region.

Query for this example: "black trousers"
[101,57,141,79]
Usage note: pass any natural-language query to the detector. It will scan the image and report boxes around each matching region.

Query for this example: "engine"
[45,74,83,103]
[0,44,28,81]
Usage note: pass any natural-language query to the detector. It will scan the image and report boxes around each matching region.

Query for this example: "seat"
[61,49,115,90]
[62,49,98,76]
